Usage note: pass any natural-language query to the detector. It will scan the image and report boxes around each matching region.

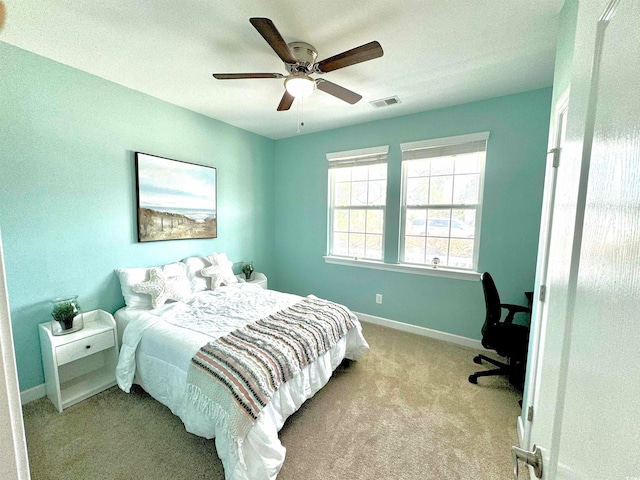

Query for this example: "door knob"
[512,444,543,479]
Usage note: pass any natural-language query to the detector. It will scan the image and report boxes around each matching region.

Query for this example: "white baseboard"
[355,312,484,350]
[20,384,46,405]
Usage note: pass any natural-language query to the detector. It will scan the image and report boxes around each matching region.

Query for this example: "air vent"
[370,96,401,108]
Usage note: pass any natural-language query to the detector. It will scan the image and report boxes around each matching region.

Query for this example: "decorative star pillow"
[200,252,237,290]
[132,266,191,308]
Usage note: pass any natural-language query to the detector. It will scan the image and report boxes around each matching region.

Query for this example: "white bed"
[114,260,368,480]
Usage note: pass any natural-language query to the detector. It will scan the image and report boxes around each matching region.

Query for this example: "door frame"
[519,88,570,449]
[0,230,31,480]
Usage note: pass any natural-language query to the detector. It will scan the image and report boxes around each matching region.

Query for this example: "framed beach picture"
[135,153,217,242]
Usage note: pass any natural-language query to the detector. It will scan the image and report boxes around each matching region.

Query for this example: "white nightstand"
[39,309,119,412]
[236,272,268,289]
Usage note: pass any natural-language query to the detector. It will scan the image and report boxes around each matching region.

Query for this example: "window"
[327,146,388,261]
[400,132,488,270]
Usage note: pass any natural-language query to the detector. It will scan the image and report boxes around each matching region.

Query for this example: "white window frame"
[399,132,489,271]
[326,145,389,261]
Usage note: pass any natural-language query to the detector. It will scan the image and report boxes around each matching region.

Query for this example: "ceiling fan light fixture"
[212,18,383,112]
[285,74,315,98]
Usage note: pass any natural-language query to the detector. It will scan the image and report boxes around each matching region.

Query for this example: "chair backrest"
[481,272,502,328]
[480,271,530,358]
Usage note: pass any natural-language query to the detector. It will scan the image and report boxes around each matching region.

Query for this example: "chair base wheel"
[468,375,478,384]
[473,355,483,365]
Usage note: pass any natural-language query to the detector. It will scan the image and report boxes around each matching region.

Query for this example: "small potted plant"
[241,262,254,280]
[51,296,83,335]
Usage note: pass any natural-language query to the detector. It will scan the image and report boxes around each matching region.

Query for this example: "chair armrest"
[501,303,531,323]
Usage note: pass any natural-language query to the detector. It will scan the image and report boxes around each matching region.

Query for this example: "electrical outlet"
[376,294,382,304]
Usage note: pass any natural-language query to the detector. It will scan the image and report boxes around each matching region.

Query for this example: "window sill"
[323,256,481,281]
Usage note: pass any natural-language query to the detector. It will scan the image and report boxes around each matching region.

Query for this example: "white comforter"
[115,283,369,480]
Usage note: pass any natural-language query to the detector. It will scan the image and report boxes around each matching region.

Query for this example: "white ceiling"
[0,0,564,140]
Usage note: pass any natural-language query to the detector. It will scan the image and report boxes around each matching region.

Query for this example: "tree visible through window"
[400,133,488,270]
[327,146,388,260]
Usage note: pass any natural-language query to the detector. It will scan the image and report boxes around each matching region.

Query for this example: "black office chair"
[468,272,531,388]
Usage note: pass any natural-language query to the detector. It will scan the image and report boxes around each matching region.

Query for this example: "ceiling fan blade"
[316,79,362,104]
[250,17,298,65]
[277,91,295,111]
[213,73,284,80]
[316,41,383,73]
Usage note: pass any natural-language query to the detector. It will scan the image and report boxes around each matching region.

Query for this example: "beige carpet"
[22,322,523,479]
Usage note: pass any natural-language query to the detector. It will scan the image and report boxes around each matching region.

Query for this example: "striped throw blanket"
[186,296,356,440]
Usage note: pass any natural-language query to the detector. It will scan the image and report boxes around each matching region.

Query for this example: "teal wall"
[0,43,276,391]
[272,88,552,339]
[1,41,552,393]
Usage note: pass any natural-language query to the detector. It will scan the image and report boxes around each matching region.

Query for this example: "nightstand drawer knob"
[85,345,91,349]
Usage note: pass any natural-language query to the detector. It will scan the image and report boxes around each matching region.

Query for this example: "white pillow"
[116,262,192,309]
[182,256,211,293]
[201,252,237,290]
[131,263,192,309]
[116,267,153,309]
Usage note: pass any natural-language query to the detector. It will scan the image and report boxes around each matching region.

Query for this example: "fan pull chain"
[297,94,305,134]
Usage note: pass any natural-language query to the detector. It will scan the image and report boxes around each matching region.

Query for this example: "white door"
[0,230,31,480]
[519,1,640,478]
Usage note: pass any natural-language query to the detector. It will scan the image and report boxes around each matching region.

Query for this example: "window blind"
[400,132,489,161]
[327,145,389,168]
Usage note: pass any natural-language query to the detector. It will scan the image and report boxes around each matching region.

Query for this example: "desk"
[525,291,533,307]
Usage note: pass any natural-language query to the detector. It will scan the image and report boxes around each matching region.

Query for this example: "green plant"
[242,262,254,279]
[51,299,80,329]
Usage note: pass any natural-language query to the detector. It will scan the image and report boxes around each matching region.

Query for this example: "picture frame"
[135,152,217,242]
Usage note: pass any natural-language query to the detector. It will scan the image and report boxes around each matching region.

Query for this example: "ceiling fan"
[213,17,384,111]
